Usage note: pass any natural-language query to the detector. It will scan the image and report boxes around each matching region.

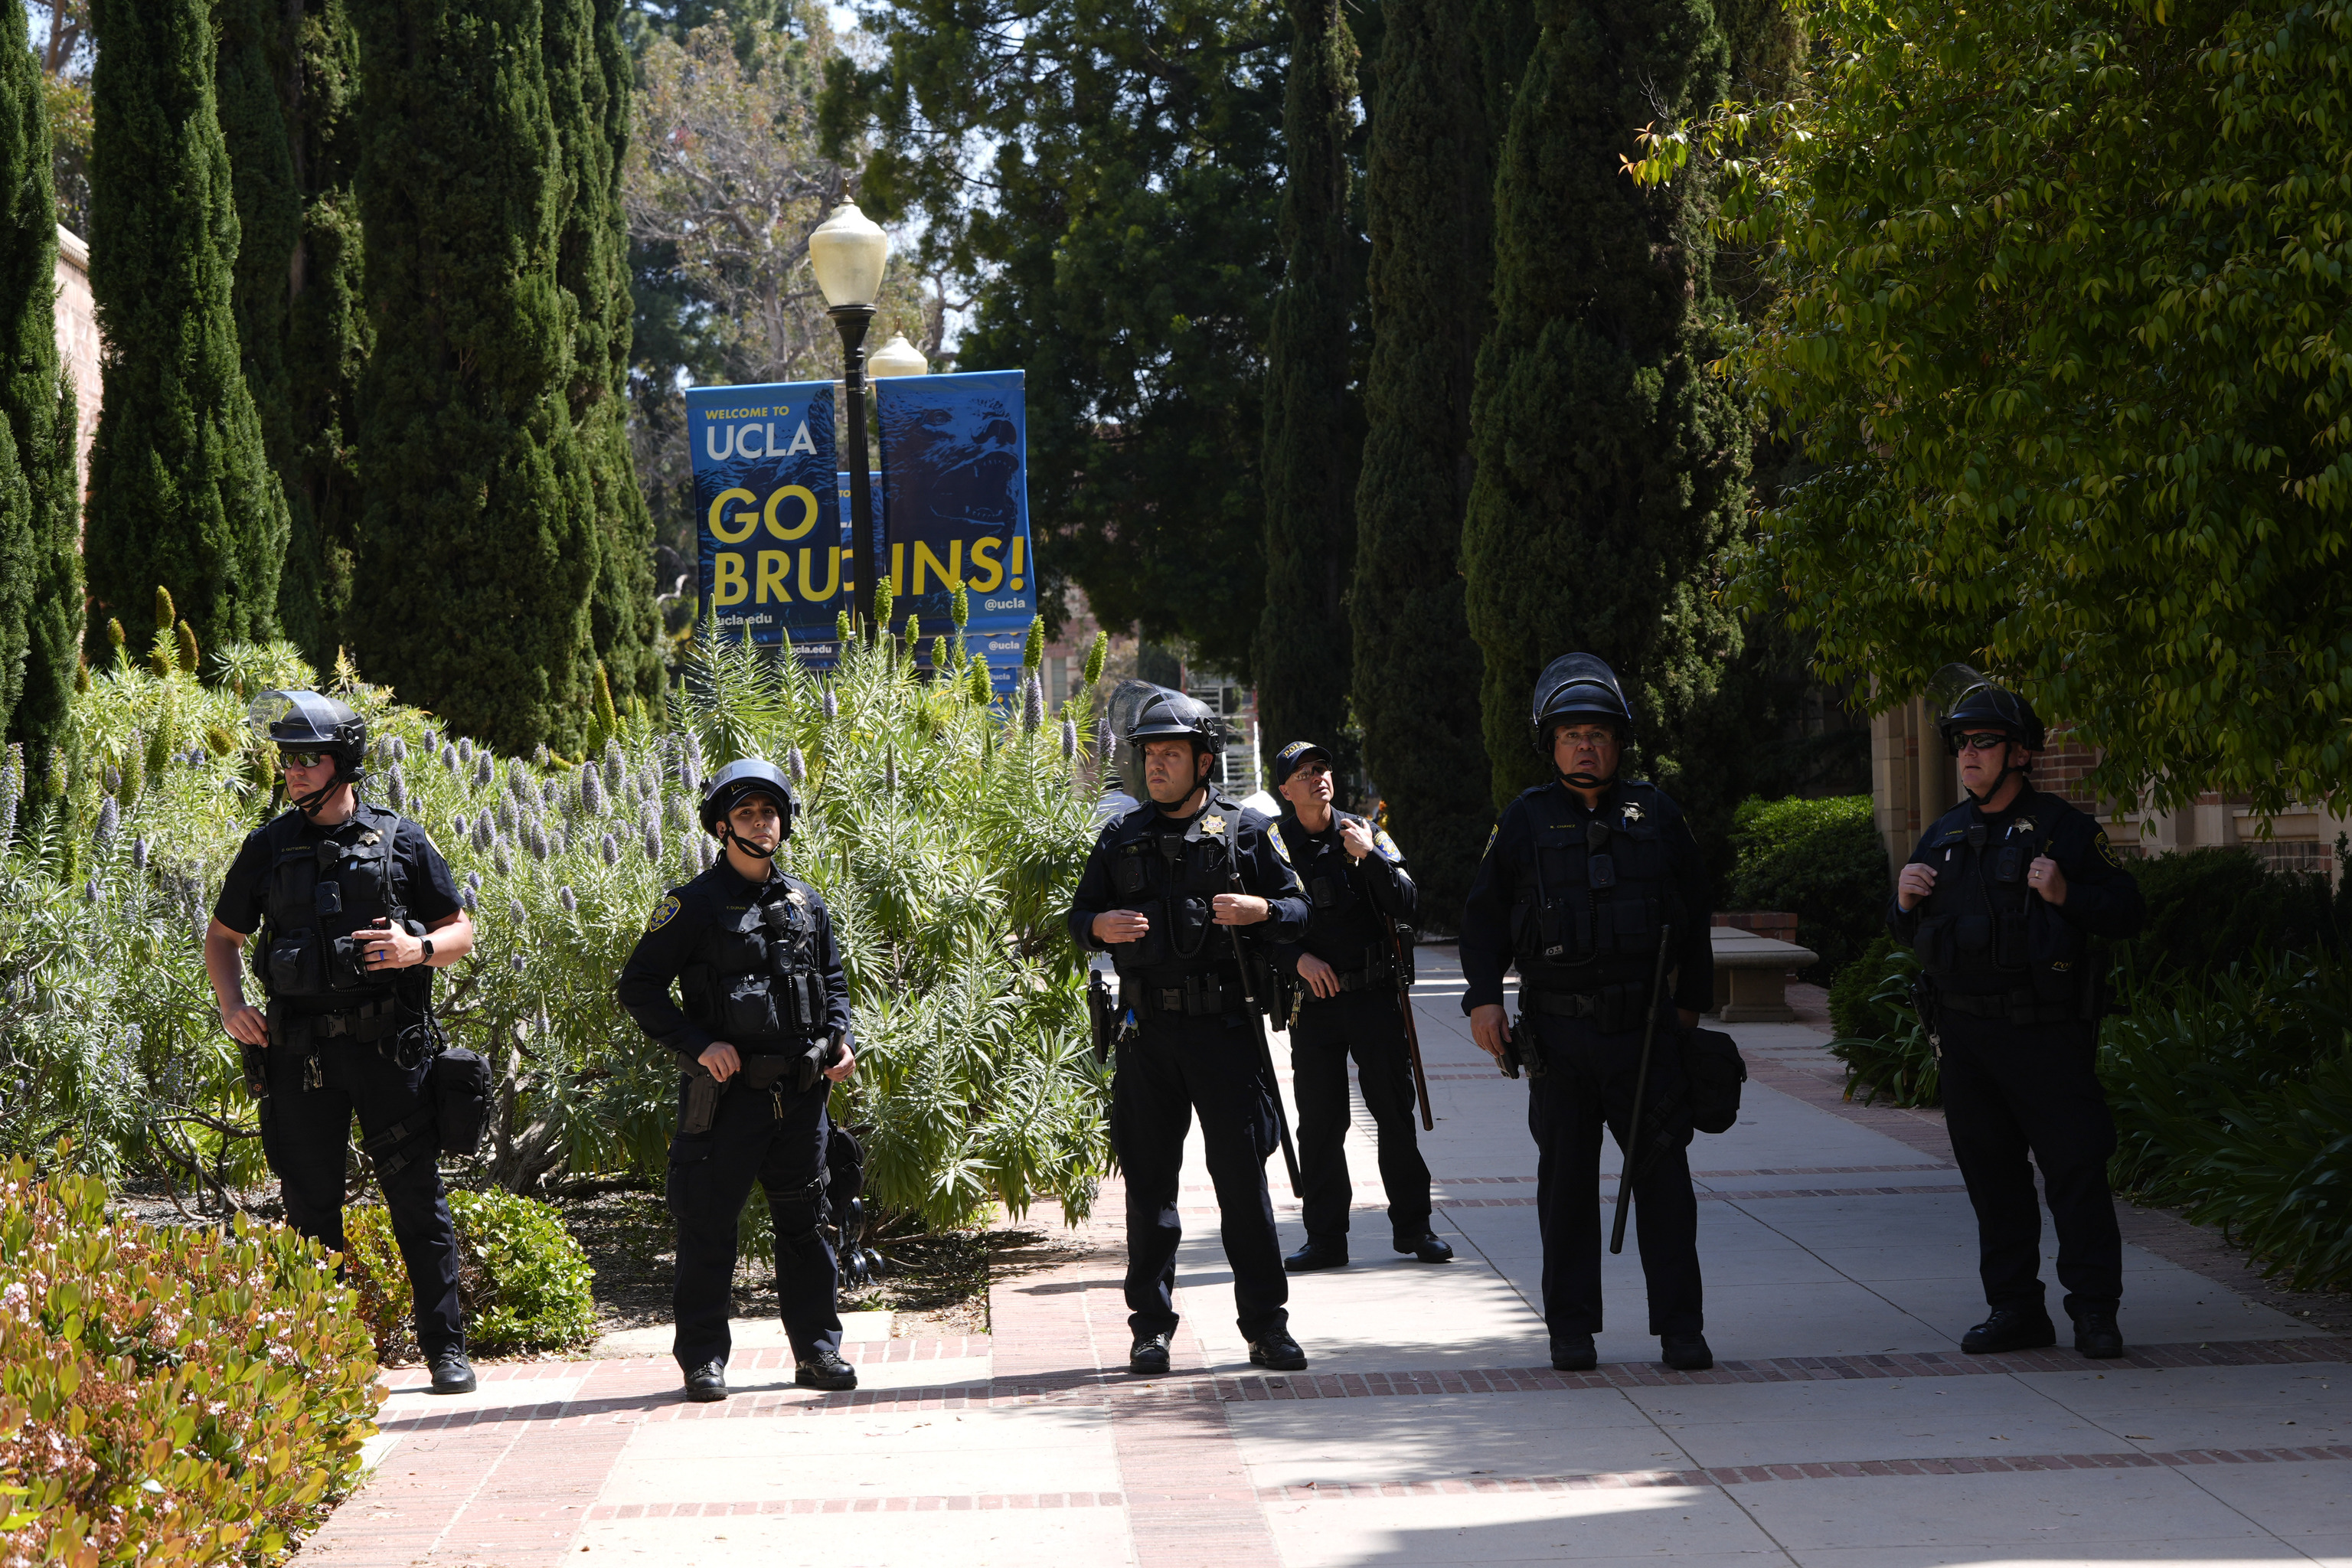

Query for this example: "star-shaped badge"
[1621,802,1645,824]
[1200,815,1227,837]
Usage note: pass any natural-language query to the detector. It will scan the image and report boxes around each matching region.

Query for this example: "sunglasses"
[279,750,332,770]
[1955,733,2012,753]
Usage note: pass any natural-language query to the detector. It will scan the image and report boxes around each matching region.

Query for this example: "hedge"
[0,1152,381,1566]
[345,1191,596,1358]
[1723,793,1889,982]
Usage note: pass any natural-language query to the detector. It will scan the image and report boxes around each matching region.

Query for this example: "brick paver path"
[293,951,2350,1566]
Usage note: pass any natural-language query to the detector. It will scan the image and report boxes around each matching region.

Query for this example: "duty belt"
[1935,988,2078,1026]
[1149,971,1244,1017]
[1300,961,1395,1000]
[1521,988,1602,1018]
[309,998,399,1041]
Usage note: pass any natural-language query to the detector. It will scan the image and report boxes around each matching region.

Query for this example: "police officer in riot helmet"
[1269,740,1450,1272]
[616,759,859,1401]
[1459,655,1717,1373]
[1891,666,2144,1359]
[1068,687,1314,1375]
[203,691,480,1393]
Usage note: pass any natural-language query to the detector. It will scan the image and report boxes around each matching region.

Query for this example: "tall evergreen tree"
[1459,0,1746,827]
[1254,0,1360,771]
[348,0,598,753]
[85,0,290,655]
[1346,0,1527,918]
[551,0,660,709]
[217,0,368,665]
[0,0,81,753]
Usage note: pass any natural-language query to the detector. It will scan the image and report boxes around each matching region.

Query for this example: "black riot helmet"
[701,758,797,860]
[1530,652,1633,756]
[249,689,367,816]
[1930,663,2043,802]
[1124,684,1225,753]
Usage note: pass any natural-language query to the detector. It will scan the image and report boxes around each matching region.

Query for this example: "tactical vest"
[1910,794,2083,1001]
[258,804,410,1012]
[1102,795,1250,988]
[1509,783,1684,994]
[680,874,828,1047]
[1285,814,1387,973]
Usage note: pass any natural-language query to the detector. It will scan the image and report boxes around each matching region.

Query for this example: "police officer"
[1267,740,1450,1272]
[616,760,859,1401]
[203,691,479,1394]
[1460,655,1717,1373]
[1069,688,1313,1375]
[1890,668,2145,1360]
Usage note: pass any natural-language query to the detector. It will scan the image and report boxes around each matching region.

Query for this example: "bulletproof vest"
[1510,783,1685,993]
[1101,796,1248,986]
[1285,814,1386,972]
[1910,795,2082,998]
[257,805,407,1008]
[681,874,828,1047]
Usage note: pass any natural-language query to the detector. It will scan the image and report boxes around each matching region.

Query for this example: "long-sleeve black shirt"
[1272,809,1416,972]
[616,859,852,1059]
[1457,777,1716,1016]
[1067,790,1310,962]
[1888,787,2145,946]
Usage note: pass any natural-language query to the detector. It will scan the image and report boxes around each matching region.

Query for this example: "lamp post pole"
[831,302,878,636]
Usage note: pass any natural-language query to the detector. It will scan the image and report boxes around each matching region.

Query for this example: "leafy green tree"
[1459,0,1746,815]
[1347,0,1525,916]
[823,0,1285,672]
[347,0,598,754]
[553,0,662,708]
[1255,0,1361,771]
[84,0,291,655]
[0,0,82,757]
[1634,0,2352,816]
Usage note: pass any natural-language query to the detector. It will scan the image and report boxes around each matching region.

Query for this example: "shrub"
[1824,936,1938,1107]
[2120,846,2340,982]
[345,1191,597,1357]
[0,1153,381,1566]
[2100,950,2352,1291]
[1723,794,1890,982]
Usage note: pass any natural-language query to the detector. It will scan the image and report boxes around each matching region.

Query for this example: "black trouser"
[260,1027,465,1358]
[1110,1008,1289,1342]
[1524,1009,1703,1339]
[1290,988,1432,1244]
[1935,1011,2122,1320]
[666,1068,842,1370]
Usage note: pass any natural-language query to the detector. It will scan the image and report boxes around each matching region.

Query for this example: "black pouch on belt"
[430,1047,493,1156]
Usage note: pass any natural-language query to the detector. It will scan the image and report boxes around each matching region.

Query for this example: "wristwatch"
[420,937,436,964]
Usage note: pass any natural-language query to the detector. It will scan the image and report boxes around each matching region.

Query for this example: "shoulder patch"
[2095,830,2123,870]
[647,893,681,933]
[1269,829,1292,864]
[1483,822,1499,857]
[1373,828,1403,864]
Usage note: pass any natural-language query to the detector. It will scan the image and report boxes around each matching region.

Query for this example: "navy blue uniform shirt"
[616,858,853,1060]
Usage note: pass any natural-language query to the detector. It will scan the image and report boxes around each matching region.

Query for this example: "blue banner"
[876,371,1035,658]
[688,381,850,658]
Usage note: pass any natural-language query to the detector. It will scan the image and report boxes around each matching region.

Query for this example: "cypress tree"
[550,0,660,710]
[1459,0,1746,818]
[0,0,81,753]
[348,0,599,753]
[218,0,368,664]
[1346,0,1527,920]
[1253,0,1360,772]
[84,0,291,654]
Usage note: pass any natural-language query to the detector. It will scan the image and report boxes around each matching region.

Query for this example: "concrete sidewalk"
[294,947,2350,1567]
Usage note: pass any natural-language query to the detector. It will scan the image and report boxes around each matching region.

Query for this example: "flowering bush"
[344,1193,597,1357]
[0,605,1112,1233]
[0,1152,382,1566]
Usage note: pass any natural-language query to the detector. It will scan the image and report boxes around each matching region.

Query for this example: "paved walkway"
[295,948,2350,1567]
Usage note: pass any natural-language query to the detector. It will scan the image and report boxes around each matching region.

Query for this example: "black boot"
[1283,1239,1349,1272]
[1550,1333,1597,1372]
[1962,1306,2057,1354]
[1393,1229,1455,1263]
[795,1347,858,1390]
[1129,1333,1172,1375]
[2073,1307,2125,1360]
[428,1347,476,1395]
[683,1359,727,1403]
[1661,1334,1713,1372]
[1248,1330,1308,1371]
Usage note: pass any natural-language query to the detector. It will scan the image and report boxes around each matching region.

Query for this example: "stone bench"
[1707,926,1820,1024]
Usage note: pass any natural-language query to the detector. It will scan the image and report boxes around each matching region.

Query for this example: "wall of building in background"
[1871,695,2346,884]
[54,226,99,500]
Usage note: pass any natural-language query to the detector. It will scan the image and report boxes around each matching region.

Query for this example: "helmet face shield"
[1530,653,1633,753]
[1930,662,2045,753]
[700,758,799,844]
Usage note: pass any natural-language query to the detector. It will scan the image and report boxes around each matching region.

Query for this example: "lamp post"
[868,334,929,378]
[809,200,891,632]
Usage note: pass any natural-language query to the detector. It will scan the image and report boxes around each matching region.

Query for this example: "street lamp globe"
[869,334,929,378]
[810,201,890,309]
